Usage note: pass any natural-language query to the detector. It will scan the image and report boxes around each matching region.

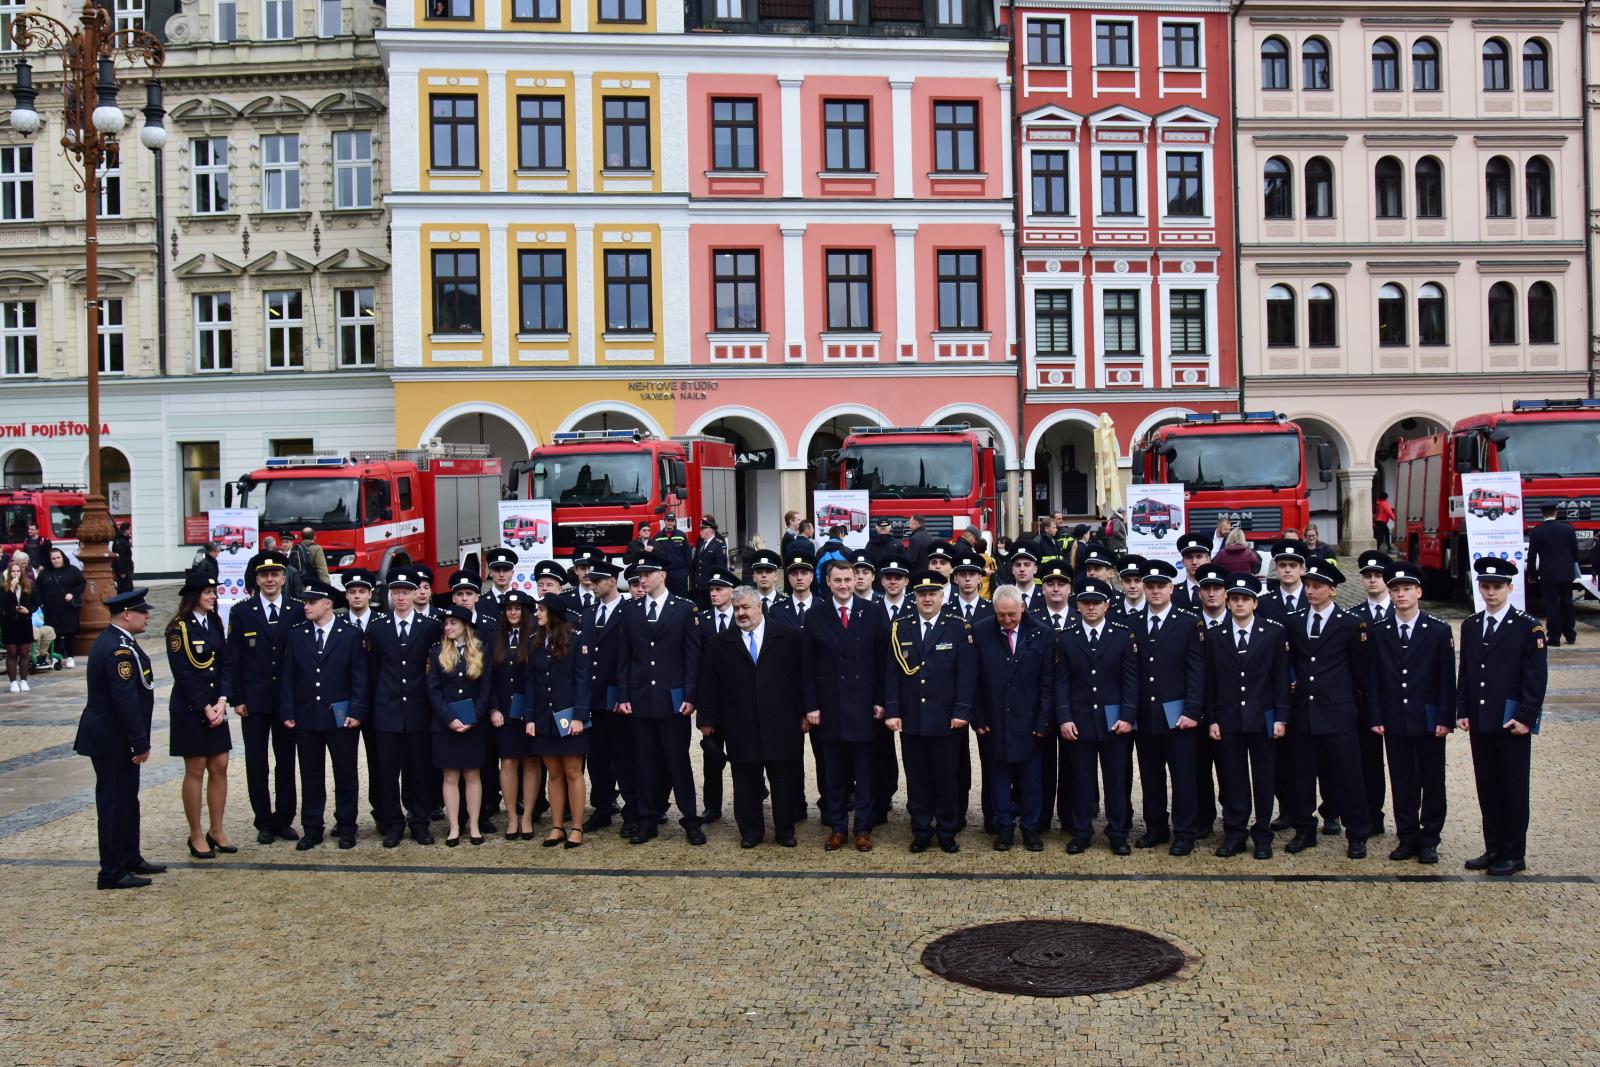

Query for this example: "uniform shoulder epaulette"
[1171,605,1198,620]
[1106,618,1130,631]
[1257,616,1284,630]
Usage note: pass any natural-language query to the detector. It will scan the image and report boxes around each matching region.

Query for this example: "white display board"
[1126,484,1186,567]
[1461,471,1527,611]
[813,490,870,551]
[497,499,553,592]
[207,507,259,616]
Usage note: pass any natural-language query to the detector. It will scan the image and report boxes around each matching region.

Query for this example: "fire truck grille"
[1525,496,1600,523]
[555,522,635,552]
[1186,506,1284,536]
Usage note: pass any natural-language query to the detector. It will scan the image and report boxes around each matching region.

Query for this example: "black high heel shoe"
[469,834,484,846]
[543,828,567,848]
[446,835,461,848]
[188,839,216,859]
[564,829,584,850]
[205,833,238,855]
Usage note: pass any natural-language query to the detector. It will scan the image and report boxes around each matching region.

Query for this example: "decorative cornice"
[1254,260,1353,276]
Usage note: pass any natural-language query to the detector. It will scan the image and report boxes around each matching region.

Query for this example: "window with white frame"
[214,0,238,41]
[1168,289,1206,355]
[262,134,300,212]
[1026,19,1065,66]
[0,0,24,51]
[336,287,377,366]
[192,137,228,214]
[264,290,305,369]
[318,0,339,35]
[933,0,962,27]
[1102,290,1140,355]
[1034,289,1073,356]
[1,300,37,376]
[333,130,373,209]
[713,0,744,18]
[97,298,125,374]
[263,0,294,40]
[1164,151,1204,217]
[0,145,33,221]
[98,161,121,217]
[114,0,144,31]
[824,0,854,22]
[1095,20,1134,67]
[1099,151,1138,216]
[1030,150,1070,216]
[194,292,233,371]
[1162,22,1201,68]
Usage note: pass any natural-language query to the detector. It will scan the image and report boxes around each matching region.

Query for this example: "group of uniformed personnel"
[75,518,1550,887]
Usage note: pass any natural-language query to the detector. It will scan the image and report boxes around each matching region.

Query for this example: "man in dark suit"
[949,554,993,626]
[1054,578,1139,855]
[1034,561,1075,832]
[692,516,729,610]
[1258,540,1308,623]
[338,568,385,831]
[228,551,305,844]
[615,550,705,845]
[1130,560,1207,856]
[700,587,808,847]
[279,581,369,850]
[477,547,519,621]
[971,586,1056,852]
[74,589,164,889]
[748,549,789,614]
[904,514,933,574]
[769,551,820,820]
[695,569,738,821]
[367,568,442,846]
[1173,534,1212,611]
[656,513,693,597]
[581,560,636,834]
[1527,503,1580,646]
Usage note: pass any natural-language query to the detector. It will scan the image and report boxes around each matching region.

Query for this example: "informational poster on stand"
[1460,471,1527,611]
[497,499,554,592]
[207,507,259,619]
[813,490,870,551]
[1126,484,1186,567]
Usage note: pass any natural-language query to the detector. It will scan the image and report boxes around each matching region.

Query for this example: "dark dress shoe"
[992,831,1014,852]
[1135,831,1170,849]
[445,835,461,848]
[701,809,723,824]
[910,837,931,854]
[825,832,847,851]
[939,838,960,854]
[1022,829,1044,852]
[1346,840,1368,860]
[206,834,238,855]
[1253,844,1273,860]
[739,837,760,849]
[1269,817,1292,833]
[582,813,614,832]
[1169,839,1194,857]
[1320,817,1343,837]
[1464,852,1498,871]
[1215,840,1245,858]
[685,826,707,846]
[130,860,167,875]
[412,829,435,846]
[187,840,216,860]
[338,835,356,850]
[620,821,639,839]
[381,833,402,848]
[855,833,873,852]
[629,824,659,844]
[1285,832,1317,854]
[1389,841,1419,862]
[295,836,322,851]
[1417,845,1439,865]
[1487,858,1526,877]
[1110,840,1132,856]
[1066,839,1090,855]
[275,825,300,842]
[776,832,797,848]
[470,835,484,846]
[256,830,276,845]
[98,874,152,890]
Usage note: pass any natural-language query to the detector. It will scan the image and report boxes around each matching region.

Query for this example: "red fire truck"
[514,430,737,559]
[228,445,504,590]
[817,424,1003,543]
[817,503,869,533]
[1131,412,1332,545]
[1465,488,1519,521]
[1130,497,1176,539]
[0,484,87,561]
[209,523,252,553]
[502,514,551,549]
[1395,398,1600,593]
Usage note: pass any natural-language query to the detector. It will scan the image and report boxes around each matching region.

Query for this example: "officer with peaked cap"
[1355,551,1395,625]
[747,548,789,615]
[695,567,739,821]
[1174,533,1213,611]
[228,550,305,844]
[1130,558,1207,856]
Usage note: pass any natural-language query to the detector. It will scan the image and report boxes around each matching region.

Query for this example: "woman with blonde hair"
[166,569,235,857]
[1,551,37,692]
[526,594,591,848]
[1213,527,1264,576]
[427,605,491,846]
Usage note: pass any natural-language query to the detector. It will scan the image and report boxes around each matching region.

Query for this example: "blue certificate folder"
[448,699,477,727]
[1102,704,1122,730]
[1504,699,1541,736]
[508,693,526,719]
[554,708,577,737]
[331,701,351,728]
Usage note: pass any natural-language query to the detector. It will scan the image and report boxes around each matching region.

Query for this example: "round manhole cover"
[921,920,1186,997]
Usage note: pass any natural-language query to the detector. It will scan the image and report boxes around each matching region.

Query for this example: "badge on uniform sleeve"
[117,660,133,681]
[1533,623,1546,650]
[169,633,182,653]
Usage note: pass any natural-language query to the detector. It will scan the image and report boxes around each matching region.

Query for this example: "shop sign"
[0,421,113,439]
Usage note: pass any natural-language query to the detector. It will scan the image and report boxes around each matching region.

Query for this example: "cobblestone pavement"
[2,581,1599,1065]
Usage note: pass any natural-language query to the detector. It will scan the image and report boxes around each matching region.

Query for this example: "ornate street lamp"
[8,1,165,651]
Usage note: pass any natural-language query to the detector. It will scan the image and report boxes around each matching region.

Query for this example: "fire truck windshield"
[49,505,83,539]
[535,453,652,505]
[1165,433,1301,490]
[259,478,361,529]
[843,444,973,499]
[0,506,32,541]
[1496,420,1600,478]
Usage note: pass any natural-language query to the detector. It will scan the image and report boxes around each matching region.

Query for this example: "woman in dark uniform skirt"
[527,594,591,848]
[428,605,491,846]
[489,590,541,840]
[166,570,237,858]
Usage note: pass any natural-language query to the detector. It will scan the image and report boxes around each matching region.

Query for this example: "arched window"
[1487,281,1517,344]
[1371,38,1399,91]
[1528,281,1556,344]
[1305,156,1334,218]
[1302,37,1331,90]
[1374,156,1404,218]
[1266,284,1296,347]
[1261,36,1290,90]
[1,448,41,490]
[1415,156,1444,218]
[1263,156,1293,219]
[1525,156,1552,219]
[1378,283,1407,346]
[1485,157,1513,218]
[1412,38,1440,92]
[1482,38,1510,91]
[1418,283,1447,346]
[1308,284,1337,348]
[1523,39,1550,91]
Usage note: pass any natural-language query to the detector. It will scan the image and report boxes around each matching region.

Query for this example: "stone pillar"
[780,469,809,528]
[1337,465,1378,556]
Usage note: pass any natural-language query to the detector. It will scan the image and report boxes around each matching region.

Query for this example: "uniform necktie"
[316,628,325,652]
[922,620,932,643]
[762,596,772,612]
[399,620,409,642]
[1088,628,1099,649]
[1310,613,1323,638]
[718,612,728,633]
[268,604,279,624]
[1210,618,1221,628]
[1190,584,1199,603]
[746,630,758,663]
[839,604,849,629]
[1399,622,1410,645]
[583,592,593,609]
[647,600,658,622]
[964,603,974,622]
[596,604,607,629]
[1284,595,1295,613]
[1052,613,1063,630]
[1149,615,1161,638]
[510,630,518,649]
[1483,616,1497,640]
[796,602,806,621]
[1236,628,1248,651]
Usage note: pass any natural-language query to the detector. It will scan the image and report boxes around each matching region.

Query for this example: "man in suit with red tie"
[971,585,1056,852]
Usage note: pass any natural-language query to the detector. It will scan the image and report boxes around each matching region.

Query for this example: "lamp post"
[8,1,165,652]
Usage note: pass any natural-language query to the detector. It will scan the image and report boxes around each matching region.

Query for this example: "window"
[428,0,472,14]
[517,97,566,171]
[1266,285,1295,347]
[1308,284,1336,347]
[194,293,233,371]
[1262,36,1290,90]
[1371,38,1399,91]
[0,145,32,221]
[824,0,854,22]
[1374,156,1403,219]
[933,101,978,174]
[333,130,373,209]
[1034,290,1072,356]
[263,0,293,39]
[712,0,744,19]
[1525,156,1552,218]
[1030,151,1070,216]
[1485,156,1513,218]
[336,287,377,366]
[1102,290,1139,355]
[1378,283,1407,346]
[214,0,237,41]
[603,251,652,333]
[431,250,481,335]
[114,0,144,32]
[1412,38,1440,91]
[1096,21,1134,67]
[1487,281,1516,344]
[597,0,644,21]
[1415,156,1443,218]
[1302,37,1330,90]
[1304,156,1333,218]
[1,301,36,376]
[98,161,121,217]
[825,251,871,330]
[1165,152,1204,217]
[602,97,650,171]
[179,443,221,531]
[192,137,228,213]
[1528,281,1555,343]
[430,95,478,171]
[936,251,982,330]
[90,297,126,373]
[261,134,300,212]
[512,0,559,18]
[932,0,962,27]
[1169,290,1205,355]
[712,250,760,331]
[516,251,566,334]
[710,98,758,171]
[264,290,305,370]
[0,0,25,49]
[1162,22,1200,68]
[1100,151,1137,216]
[1523,39,1550,92]
[397,477,414,511]
[1483,39,1510,91]
[1418,283,1446,346]
[1027,19,1064,66]
[318,0,339,35]
[1263,156,1293,219]
[823,100,869,172]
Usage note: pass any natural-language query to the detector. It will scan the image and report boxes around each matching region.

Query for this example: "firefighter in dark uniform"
[1112,555,1147,620]
[1173,533,1212,611]
[228,550,305,844]
[1458,557,1548,877]
[749,549,790,615]
[870,555,912,824]
[1370,562,1455,864]
[1190,562,1231,838]
[74,589,165,889]
[580,560,635,835]
[692,516,729,610]
[367,568,442,847]
[533,559,569,601]
[478,547,520,620]
[337,568,384,832]
[883,569,977,853]
[948,553,989,830]
[695,568,738,822]
[1035,560,1076,833]
[1130,559,1207,856]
